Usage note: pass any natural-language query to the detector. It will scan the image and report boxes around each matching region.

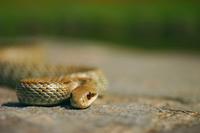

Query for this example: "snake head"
[70,86,98,109]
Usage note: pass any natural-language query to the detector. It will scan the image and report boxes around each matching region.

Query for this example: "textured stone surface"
[1,40,200,133]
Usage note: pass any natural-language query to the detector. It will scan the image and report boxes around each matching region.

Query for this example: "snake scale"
[0,45,107,109]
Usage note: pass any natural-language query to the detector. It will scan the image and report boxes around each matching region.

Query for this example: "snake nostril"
[86,92,96,100]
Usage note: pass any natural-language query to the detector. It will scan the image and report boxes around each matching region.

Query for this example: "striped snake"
[0,45,107,109]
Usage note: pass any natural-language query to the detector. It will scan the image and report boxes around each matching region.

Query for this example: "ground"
[0,40,200,133]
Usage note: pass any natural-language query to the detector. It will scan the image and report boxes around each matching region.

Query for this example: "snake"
[0,45,107,109]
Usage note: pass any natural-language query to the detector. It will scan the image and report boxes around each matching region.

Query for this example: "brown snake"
[0,45,107,109]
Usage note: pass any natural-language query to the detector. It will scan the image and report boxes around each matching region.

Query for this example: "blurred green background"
[0,1,199,51]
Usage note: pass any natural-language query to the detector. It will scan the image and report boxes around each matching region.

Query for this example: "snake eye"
[86,92,96,100]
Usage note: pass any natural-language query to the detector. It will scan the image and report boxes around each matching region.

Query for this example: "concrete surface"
[0,40,200,133]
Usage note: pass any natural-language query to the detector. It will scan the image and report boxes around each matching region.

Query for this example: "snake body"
[0,46,107,109]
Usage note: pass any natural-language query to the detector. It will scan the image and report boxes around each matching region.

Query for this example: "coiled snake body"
[0,46,107,109]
